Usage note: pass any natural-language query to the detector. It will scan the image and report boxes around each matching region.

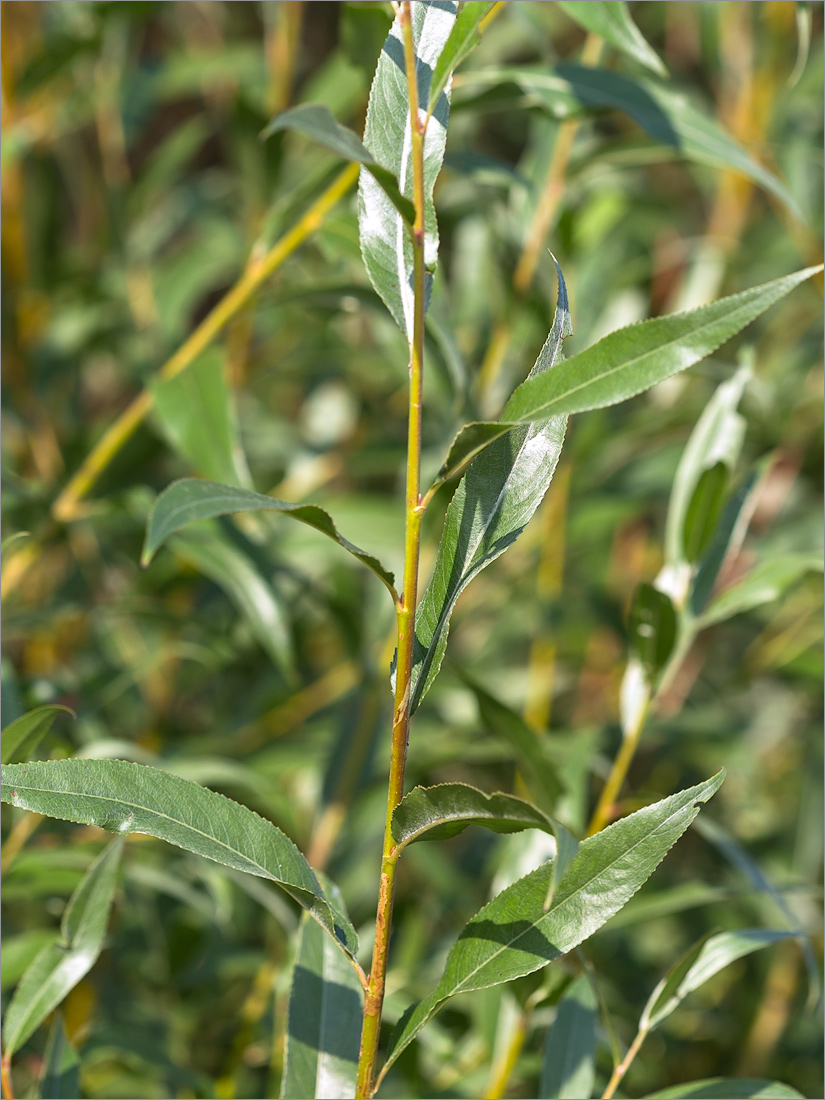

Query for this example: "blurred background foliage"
[1,2,822,1098]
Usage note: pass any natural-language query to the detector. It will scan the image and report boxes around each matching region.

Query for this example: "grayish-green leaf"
[381,772,724,1075]
[629,583,677,681]
[665,363,750,567]
[358,1,457,339]
[280,914,363,1100]
[152,349,251,488]
[143,478,397,600]
[557,1,667,77]
[263,104,414,225]
[696,553,822,628]
[539,975,596,1099]
[410,261,571,712]
[38,1014,81,1100]
[0,759,358,958]
[428,1,496,110]
[641,929,797,1032]
[2,838,123,1056]
[1,705,75,765]
[645,1078,804,1099]
[683,461,728,564]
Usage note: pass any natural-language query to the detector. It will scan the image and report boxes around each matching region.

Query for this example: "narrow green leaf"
[152,349,251,488]
[358,1,457,339]
[264,104,414,225]
[645,1078,804,1099]
[1,931,60,991]
[539,975,597,1100]
[1,531,30,555]
[665,364,750,568]
[280,914,363,1100]
[2,838,123,1056]
[641,929,797,1032]
[629,583,677,681]
[696,553,822,628]
[391,783,578,878]
[409,261,571,713]
[1,705,75,765]
[37,1014,81,1100]
[142,478,397,601]
[427,1,496,110]
[557,1,667,77]
[683,461,729,563]
[0,759,358,958]
[382,772,724,1074]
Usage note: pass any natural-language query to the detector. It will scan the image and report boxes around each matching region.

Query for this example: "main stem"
[356,5,426,1096]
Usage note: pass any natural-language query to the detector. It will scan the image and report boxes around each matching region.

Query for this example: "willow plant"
[1,4,821,1100]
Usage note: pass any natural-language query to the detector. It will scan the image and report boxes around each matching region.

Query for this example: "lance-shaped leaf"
[438,268,819,489]
[539,975,597,1100]
[1,705,75,765]
[1,759,358,958]
[409,261,571,713]
[696,553,822,629]
[427,1,496,111]
[629,583,677,682]
[557,1,667,77]
[264,104,414,225]
[142,478,398,602]
[645,1078,804,1099]
[358,1,456,340]
[2,838,123,1057]
[380,772,724,1076]
[683,461,729,564]
[640,928,798,1033]
[280,914,363,1100]
[37,1014,81,1100]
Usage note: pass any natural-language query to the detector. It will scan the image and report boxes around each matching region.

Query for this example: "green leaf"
[391,783,578,882]
[0,759,358,958]
[2,838,123,1056]
[358,1,457,339]
[683,461,729,564]
[1,931,60,991]
[280,914,363,1100]
[539,975,597,1099]
[427,1,496,111]
[37,1014,81,1100]
[629,583,677,681]
[1,705,75,765]
[557,1,667,77]
[152,349,251,488]
[645,1078,804,1100]
[696,553,822,628]
[142,478,398,601]
[665,364,750,568]
[409,261,571,713]
[641,928,797,1033]
[381,772,724,1075]
[263,103,414,225]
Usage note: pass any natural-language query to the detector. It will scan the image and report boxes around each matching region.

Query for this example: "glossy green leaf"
[629,583,677,680]
[381,772,724,1075]
[665,364,750,568]
[557,1,667,77]
[2,838,123,1056]
[539,975,597,1099]
[645,1078,804,1099]
[427,1,496,110]
[641,928,797,1032]
[38,1014,81,1100]
[696,553,822,628]
[280,914,363,1100]
[391,784,578,882]
[358,1,456,339]
[409,261,571,713]
[683,461,728,563]
[142,478,398,600]
[152,349,250,487]
[1,705,75,765]
[263,104,414,225]
[0,759,358,958]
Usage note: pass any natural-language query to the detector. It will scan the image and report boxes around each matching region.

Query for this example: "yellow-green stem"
[52,162,359,524]
[1,1054,14,1100]
[356,5,427,1096]
[586,694,650,837]
[601,1025,648,1100]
